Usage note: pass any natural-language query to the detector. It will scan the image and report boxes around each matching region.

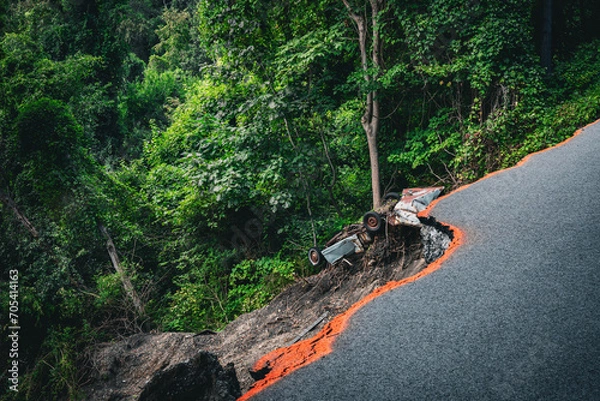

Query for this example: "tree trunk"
[343,0,383,208]
[98,223,145,318]
[541,0,553,73]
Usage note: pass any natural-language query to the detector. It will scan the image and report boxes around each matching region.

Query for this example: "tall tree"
[342,0,384,208]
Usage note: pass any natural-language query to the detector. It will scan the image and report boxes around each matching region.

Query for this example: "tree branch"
[0,189,39,238]
[98,223,145,318]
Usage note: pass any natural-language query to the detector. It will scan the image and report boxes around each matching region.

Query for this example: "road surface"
[248,122,600,400]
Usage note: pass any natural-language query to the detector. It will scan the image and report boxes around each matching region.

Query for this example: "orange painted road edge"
[238,120,596,401]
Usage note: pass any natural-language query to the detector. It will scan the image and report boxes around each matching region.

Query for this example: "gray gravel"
[249,123,600,401]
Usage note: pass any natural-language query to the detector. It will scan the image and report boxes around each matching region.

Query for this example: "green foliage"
[15,98,82,164]
[13,98,87,207]
[0,32,117,160]
[389,109,461,177]
[389,38,600,186]
[118,66,188,157]
[227,254,295,317]
[15,325,95,401]
[162,248,233,331]
[553,40,600,96]
[151,6,208,73]
[95,272,125,309]
[163,249,295,332]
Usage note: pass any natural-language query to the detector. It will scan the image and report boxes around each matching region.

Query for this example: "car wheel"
[308,247,324,267]
[363,211,383,233]
[383,192,401,203]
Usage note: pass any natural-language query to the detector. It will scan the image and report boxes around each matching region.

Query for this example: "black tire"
[363,211,383,233]
[308,247,324,267]
[383,192,401,203]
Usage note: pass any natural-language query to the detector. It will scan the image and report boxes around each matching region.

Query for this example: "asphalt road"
[249,122,600,400]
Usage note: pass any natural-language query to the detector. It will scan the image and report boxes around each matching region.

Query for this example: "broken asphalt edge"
[237,119,597,401]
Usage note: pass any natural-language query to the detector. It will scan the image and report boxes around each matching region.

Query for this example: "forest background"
[2,0,600,399]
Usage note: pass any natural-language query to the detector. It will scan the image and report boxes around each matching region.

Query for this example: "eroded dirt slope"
[83,221,451,399]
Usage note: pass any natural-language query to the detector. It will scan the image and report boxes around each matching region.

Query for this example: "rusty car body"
[308,187,444,266]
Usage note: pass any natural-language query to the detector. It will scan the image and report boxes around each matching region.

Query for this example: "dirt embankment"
[82,220,451,400]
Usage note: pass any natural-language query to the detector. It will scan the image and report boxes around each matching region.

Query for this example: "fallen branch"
[287,312,329,346]
[98,223,145,318]
[0,189,39,238]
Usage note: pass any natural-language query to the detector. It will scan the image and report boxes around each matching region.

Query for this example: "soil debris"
[81,220,451,399]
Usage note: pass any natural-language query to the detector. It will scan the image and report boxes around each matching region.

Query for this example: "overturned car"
[308,187,444,267]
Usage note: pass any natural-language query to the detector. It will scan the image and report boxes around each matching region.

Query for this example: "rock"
[248,361,271,381]
[420,221,451,263]
[138,352,240,401]
[82,333,240,401]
